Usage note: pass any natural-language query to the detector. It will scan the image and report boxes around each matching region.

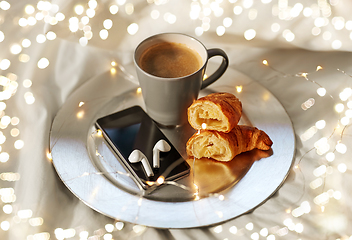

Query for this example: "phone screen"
[104,123,141,160]
[95,106,190,189]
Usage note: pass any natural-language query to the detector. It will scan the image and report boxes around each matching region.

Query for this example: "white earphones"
[153,139,171,168]
[128,149,154,177]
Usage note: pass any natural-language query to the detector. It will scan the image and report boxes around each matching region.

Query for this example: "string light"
[236,86,243,93]
[103,19,113,29]
[29,217,44,227]
[0,59,11,70]
[335,142,347,154]
[76,111,84,119]
[14,140,24,149]
[317,87,326,97]
[127,23,139,35]
[46,152,52,161]
[213,225,223,233]
[110,68,116,74]
[1,1,352,239]
[110,5,119,14]
[79,37,88,47]
[125,3,134,15]
[99,29,109,40]
[56,12,65,21]
[315,120,326,129]
[229,226,238,234]
[19,54,30,62]
[10,128,19,137]
[335,103,344,113]
[244,29,256,40]
[233,6,243,15]
[46,31,56,40]
[157,176,165,185]
[0,1,10,11]
[151,9,160,19]
[37,58,49,69]
[24,92,35,104]
[88,0,98,10]
[96,129,102,137]
[0,221,10,231]
[245,222,254,230]
[194,184,200,200]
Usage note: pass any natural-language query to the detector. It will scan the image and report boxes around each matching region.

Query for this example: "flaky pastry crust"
[186,126,273,162]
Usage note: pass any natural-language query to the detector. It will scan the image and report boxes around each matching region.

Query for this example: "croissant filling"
[193,103,226,131]
[197,110,223,125]
[191,134,229,161]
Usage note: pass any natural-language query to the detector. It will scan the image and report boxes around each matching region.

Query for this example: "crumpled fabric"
[2,0,352,239]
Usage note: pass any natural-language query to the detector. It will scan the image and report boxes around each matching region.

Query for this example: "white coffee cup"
[134,33,228,127]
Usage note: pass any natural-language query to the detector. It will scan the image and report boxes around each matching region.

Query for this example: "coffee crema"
[139,42,202,78]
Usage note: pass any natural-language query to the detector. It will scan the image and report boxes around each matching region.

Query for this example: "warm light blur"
[236,86,243,93]
[76,111,84,119]
[110,68,116,74]
[46,152,52,161]
[157,176,165,185]
[96,129,103,137]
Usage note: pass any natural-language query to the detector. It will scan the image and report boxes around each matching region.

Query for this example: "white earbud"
[153,139,171,168]
[128,150,154,177]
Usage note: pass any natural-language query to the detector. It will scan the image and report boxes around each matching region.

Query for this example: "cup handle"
[200,48,229,90]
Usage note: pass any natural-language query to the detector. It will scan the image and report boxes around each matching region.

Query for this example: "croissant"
[188,92,242,133]
[186,125,273,162]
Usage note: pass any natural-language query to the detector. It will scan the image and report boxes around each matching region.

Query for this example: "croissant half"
[188,92,242,133]
[186,125,273,162]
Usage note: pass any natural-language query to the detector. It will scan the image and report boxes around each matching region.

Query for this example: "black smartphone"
[95,106,190,189]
